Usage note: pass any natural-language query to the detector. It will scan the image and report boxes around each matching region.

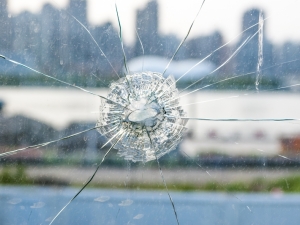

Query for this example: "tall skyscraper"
[242,9,260,37]
[69,0,88,26]
[235,9,260,75]
[135,0,159,56]
[40,4,61,74]
[91,22,123,77]
[67,0,91,75]
[234,8,273,77]
[0,0,12,50]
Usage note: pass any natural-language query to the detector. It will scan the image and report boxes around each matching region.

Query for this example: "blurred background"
[1,0,300,224]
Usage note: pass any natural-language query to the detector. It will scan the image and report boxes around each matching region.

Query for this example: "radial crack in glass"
[97,71,188,162]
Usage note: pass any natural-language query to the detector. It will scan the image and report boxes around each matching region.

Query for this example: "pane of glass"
[1,1,300,224]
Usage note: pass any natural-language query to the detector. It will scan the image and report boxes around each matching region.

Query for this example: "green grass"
[0,163,31,185]
[80,175,300,193]
[2,164,300,193]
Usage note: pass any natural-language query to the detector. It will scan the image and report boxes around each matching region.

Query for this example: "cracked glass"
[1,0,300,225]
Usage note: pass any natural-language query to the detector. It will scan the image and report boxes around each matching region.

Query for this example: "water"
[1,87,300,156]
[1,186,300,225]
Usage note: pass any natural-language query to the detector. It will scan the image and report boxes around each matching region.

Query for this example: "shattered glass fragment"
[97,71,188,162]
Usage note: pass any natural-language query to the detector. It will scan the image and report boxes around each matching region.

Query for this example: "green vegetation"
[182,176,300,192]
[100,175,300,192]
[0,163,31,185]
[2,163,300,193]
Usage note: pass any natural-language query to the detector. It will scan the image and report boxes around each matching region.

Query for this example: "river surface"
[1,186,300,225]
[1,87,300,156]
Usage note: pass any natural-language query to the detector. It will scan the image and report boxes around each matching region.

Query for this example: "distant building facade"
[0,1,300,86]
[234,9,274,77]
[0,0,12,51]
[134,0,159,56]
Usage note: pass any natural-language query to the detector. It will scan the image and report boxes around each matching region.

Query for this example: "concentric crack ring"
[97,71,188,162]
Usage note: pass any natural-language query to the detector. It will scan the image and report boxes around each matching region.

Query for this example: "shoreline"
[1,166,299,192]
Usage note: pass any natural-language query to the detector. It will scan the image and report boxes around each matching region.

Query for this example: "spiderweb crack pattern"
[97,71,188,162]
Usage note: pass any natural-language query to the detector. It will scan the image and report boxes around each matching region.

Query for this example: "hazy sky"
[7,0,300,45]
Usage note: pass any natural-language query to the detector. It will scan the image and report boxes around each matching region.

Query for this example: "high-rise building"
[67,0,91,75]
[234,8,273,77]
[134,0,159,56]
[40,4,61,74]
[0,0,12,50]
[277,42,300,76]
[91,22,123,78]
[235,9,260,75]
[242,9,260,37]
[69,0,87,25]
[185,31,225,64]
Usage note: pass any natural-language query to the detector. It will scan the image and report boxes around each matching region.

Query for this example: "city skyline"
[1,0,299,83]
[6,0,300,45]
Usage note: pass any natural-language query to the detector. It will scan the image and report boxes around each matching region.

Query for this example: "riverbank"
[1,165,300,192]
